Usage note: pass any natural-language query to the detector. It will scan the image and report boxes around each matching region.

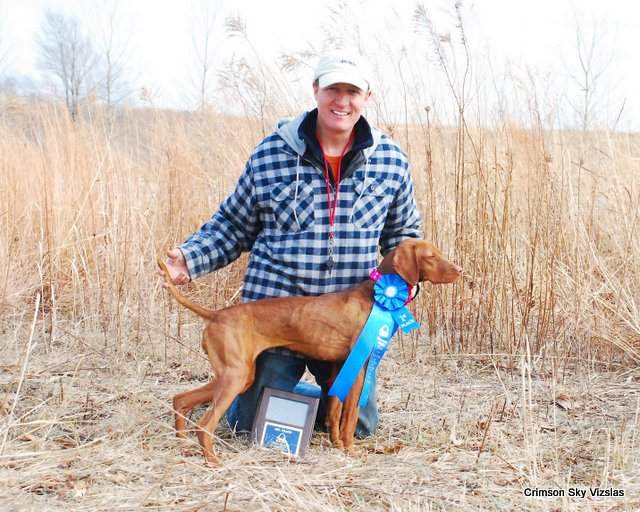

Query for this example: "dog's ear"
[392,240,420,286]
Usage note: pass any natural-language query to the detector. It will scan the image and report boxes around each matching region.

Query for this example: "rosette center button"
[384,286,397,298]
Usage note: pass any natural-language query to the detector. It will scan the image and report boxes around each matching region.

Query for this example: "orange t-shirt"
[325,155,341,180]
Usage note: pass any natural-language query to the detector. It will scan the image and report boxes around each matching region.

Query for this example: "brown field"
[1,98,639,511]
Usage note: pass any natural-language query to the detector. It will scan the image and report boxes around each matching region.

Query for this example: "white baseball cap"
[313,50,371,91]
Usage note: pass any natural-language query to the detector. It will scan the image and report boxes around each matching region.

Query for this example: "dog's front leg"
[326,396,344,449]
[339,368,366,452]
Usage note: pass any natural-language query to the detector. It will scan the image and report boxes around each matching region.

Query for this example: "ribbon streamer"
[329,273,420,406]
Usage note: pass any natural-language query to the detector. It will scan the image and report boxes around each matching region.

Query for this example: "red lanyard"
[316,131,354,270]
[316,131,354,233]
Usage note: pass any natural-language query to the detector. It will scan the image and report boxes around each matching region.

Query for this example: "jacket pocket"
[270,182,315,232]
[351,179,390,230]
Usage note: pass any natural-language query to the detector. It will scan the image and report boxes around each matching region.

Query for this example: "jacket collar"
[298,109,374,162]
[275,109,380,160]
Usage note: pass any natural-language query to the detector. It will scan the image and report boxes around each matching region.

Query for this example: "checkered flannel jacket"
[179,110,422,305]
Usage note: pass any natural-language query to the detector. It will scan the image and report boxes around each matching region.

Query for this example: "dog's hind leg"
[195,367,254,464]
[173,381,215,438]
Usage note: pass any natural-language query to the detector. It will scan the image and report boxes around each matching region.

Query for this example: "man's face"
[313,82,371,137]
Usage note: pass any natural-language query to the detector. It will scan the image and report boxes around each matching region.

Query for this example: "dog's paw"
[343,444,358,456]
[180,445,202,458]
[203,453,221,466]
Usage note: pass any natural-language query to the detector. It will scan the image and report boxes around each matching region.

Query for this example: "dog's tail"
[157,258,217,321]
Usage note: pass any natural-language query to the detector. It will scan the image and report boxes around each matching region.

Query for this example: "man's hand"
[160,248,191,285]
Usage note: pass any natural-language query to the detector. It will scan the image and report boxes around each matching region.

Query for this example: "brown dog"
[159,239,461,463]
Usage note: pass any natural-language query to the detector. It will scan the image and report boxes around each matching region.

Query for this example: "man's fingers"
[166,247,184,262]
[159,249,189,286]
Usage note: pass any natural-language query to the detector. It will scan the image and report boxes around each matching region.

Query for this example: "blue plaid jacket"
[179,110,422,302]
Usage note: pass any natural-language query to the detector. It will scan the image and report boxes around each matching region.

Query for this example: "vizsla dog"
[159,239,461,464]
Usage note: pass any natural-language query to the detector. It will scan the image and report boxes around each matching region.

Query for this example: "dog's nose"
[454,264,463,274]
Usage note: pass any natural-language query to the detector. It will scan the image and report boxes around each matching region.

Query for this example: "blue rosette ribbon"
[329,274,421,407]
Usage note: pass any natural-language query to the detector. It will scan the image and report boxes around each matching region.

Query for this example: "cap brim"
[318,72,368,91]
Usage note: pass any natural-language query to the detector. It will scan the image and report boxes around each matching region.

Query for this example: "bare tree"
[190,0,223,111]
[37,9,98,120]
[0,16,10,80]
[97,1,133,107]
[567,16,613,131]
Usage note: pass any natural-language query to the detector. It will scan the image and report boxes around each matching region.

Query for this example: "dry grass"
[1,95,640,510]
[1,329,638,511]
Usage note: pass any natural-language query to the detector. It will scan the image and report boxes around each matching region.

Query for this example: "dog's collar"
[369,268,419,304]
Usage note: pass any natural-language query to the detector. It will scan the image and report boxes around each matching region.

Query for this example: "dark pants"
[226,350,378,438]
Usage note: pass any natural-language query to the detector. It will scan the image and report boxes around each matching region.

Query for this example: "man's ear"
[392,241,419,286]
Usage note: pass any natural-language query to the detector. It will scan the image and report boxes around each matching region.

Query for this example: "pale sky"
[0,0,638,130]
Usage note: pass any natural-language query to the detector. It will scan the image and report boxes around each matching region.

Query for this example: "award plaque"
[252,387,319,458]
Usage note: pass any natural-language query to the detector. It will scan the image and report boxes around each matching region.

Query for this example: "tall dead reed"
[0,63,638,371]
[408,5,640,369]
[0,101,251,368]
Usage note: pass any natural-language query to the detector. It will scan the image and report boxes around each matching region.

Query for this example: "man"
[163,50,422,437]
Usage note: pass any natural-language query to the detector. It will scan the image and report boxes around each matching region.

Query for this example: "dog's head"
[378,239,462,286]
